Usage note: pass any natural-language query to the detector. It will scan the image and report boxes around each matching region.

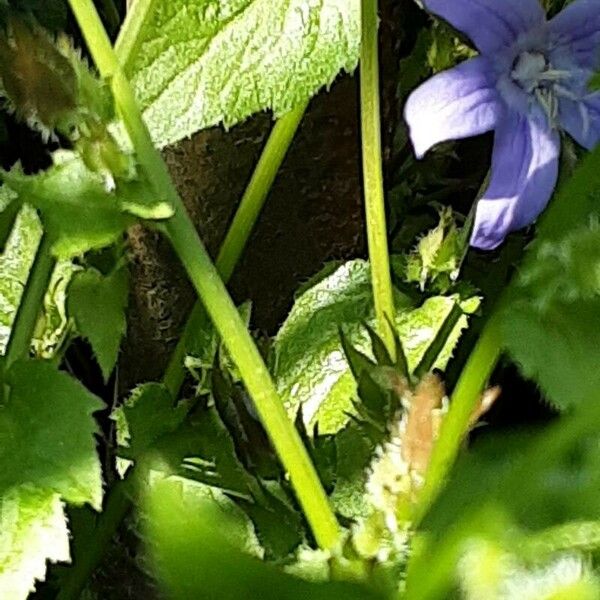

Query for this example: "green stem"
[60,14,307,596]
[68,0,340,551]
[4,234,55,367]
[413,313,502,525]
[360,0,395,359]
[114,0,156,71]
[163,103,308,396]
[216,101,308,281]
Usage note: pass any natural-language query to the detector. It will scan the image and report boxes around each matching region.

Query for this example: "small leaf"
[238,487,304,560]
[121,0,361,147]
[68,266,129,380]
[1,153,170,258]
[113,383,189,462]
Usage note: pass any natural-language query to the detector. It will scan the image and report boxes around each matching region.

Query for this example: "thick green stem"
[68,0,340,550]
[360,0,395,359]
[4,234,56,367]
[413,314,502,524]
[163,103,308,396]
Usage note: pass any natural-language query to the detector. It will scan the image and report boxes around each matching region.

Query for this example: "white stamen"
[511,51,574,125]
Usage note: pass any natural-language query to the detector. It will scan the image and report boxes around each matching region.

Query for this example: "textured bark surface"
[121,76,366,391]
[120,0,403,393]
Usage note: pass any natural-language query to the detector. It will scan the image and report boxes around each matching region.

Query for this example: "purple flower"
[404,0,600,249]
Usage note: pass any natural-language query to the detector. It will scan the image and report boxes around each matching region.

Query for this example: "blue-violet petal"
[548,0,600,70]
[423,0,545,54]
[471,112,560,249]
[404,57,503,159]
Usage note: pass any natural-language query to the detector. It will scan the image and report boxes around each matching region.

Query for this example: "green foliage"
[0,360,104,507]
[120,0,361,147]
[273,259,478,435]
[0,360,103,597]
[0,487,70,599]
[67,266,129,380]
[407,398,600,599]
[500,146,600,410]
[400,207,470,295]
[113,383,190,465]
[143,476,383,599]
[1,152,172,259]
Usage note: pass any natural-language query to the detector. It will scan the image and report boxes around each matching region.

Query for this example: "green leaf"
[1,152,172,258]
[0,205,42,354]
[0,204,73,359]
[121,0,361,147]
[0,486,70,600]
[500,146,600,410]
[68,266,129,380]
[0,359,104,508]
[273,260,478,434]
[0,360,103,597]
[113,383,190,463]
[143,476,383,600]
[330,421,374,519]
[237,487,304,560]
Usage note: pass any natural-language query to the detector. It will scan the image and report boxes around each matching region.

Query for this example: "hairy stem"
[360,0,395,359]
[4,234,55,367]
[163,102,308,396]
[68,0,340,550]
[413,313,502,524]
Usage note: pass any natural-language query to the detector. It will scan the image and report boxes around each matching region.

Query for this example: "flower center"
[510,51,572,123]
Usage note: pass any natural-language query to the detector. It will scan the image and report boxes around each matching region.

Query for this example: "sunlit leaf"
[1,152,171,258]
[273,260,478,434]
[0,486,70,600]
[120,0,361,147]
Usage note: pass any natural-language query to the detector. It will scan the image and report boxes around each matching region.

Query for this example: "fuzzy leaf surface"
[273,259,478,434]
[120,0,360,147]
[68,267,129,380]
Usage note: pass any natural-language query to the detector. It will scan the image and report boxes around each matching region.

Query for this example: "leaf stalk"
[360,0,396,360]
